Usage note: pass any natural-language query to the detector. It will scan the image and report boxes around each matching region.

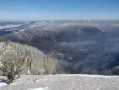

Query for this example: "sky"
[0,0,119,21]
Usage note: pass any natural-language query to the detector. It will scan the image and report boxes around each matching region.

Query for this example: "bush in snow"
[0,54,28,85]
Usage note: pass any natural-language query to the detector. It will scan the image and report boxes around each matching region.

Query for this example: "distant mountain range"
[0,20,119,75]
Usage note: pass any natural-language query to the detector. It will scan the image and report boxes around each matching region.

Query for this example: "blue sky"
[0,0,119,21]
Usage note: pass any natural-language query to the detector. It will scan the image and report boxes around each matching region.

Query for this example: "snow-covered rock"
[0,41,63,75]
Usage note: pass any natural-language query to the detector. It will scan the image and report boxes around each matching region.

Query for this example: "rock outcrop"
[0,41,63,75]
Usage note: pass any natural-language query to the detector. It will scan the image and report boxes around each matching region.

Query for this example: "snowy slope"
[0,74,119,90]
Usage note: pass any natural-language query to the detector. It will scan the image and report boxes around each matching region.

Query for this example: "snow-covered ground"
[0,74,119,90]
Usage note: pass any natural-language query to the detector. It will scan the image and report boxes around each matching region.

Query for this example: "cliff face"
[0,41,63,75]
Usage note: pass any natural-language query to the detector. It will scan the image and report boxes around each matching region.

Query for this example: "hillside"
[0,24,105,74]
[0,74,119,90]
[0,41,63,75]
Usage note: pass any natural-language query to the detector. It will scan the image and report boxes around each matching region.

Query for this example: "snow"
[0,74,119,90]
[28,87,48,90]
[28,70,31,74]
[0,24,21,29]
[0,83,7,87]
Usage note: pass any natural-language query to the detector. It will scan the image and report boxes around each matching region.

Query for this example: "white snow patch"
[28,87,48,90]
[56,74,119,78]
[0,83,7,87]
[28,70,31,74]
[0,75,119,90]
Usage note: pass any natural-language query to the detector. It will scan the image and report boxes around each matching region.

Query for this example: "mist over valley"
[0,20,119,75]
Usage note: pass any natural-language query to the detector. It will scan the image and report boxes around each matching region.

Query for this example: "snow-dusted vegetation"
[0,41,64,85]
